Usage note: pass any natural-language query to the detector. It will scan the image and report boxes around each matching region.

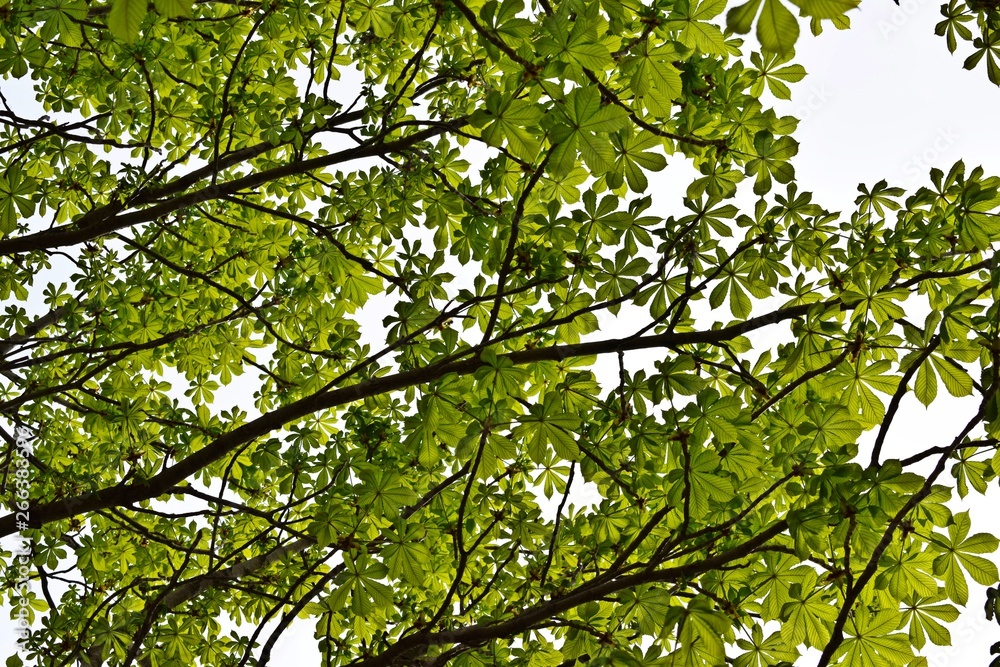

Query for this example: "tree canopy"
[2,0,1000,666]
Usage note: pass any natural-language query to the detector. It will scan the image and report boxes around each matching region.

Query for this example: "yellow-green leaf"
[913,360,937,407]
[929,356,972,397]
[790,0,859,20]
[757,0,799,58]
[727,0,764,34]
[108,0,146,40]
[153,0,194,17]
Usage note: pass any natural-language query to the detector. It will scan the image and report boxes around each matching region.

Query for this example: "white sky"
[3,0,1000,664]
[759,0,1000,664]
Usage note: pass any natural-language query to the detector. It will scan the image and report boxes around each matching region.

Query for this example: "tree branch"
[0,301,816,537]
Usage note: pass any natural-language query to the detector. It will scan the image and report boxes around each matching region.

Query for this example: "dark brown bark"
[0,301,816,537]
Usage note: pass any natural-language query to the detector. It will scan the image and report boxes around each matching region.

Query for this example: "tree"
[1,0,1000,665]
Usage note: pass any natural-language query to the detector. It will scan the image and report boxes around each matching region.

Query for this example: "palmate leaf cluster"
[0,1,998,667]
[936,0,1000,85]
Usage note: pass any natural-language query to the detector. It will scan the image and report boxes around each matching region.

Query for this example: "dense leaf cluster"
[0,0,998,666]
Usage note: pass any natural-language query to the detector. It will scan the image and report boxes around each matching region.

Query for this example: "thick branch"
[869,337,940,467]
[0,121,455,256]
[0,301,814,537]
[816,407,986,667]
[355,520,788,667]
[0,306,67,359]
[159,536,314,610]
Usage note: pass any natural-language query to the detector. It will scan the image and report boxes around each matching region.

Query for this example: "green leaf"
[931,511,1000,603]
[929,356,972,397]
[549,86,630,176]
[789,0,859,20]
[628,41,684,116]
[358,469,418,518]
[670,0,730,54]
[734,624,800,667]
[475,348,530,397]
[877,545,939,600]
[913,360,937,407]
[382,523,432,581]
[757,0,799,58]
[612,129,667,192]
[0,167,36,235]
[476,93,543,161]
[108,0,146,40]
[746,131,798,194]
[153,0,193,17]
[900,593,958,649]
[834,607,913,667]
[352,0,395,37]
[779,568,838,648]
[750,52,807,99]
[5,0,1000,662]
[727,0,764,34]
[515,393,582,461]
[538,14,614,69]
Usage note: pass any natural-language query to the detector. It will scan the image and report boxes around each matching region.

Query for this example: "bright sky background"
[3,0,1000,664]
[753,0,1000,663]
